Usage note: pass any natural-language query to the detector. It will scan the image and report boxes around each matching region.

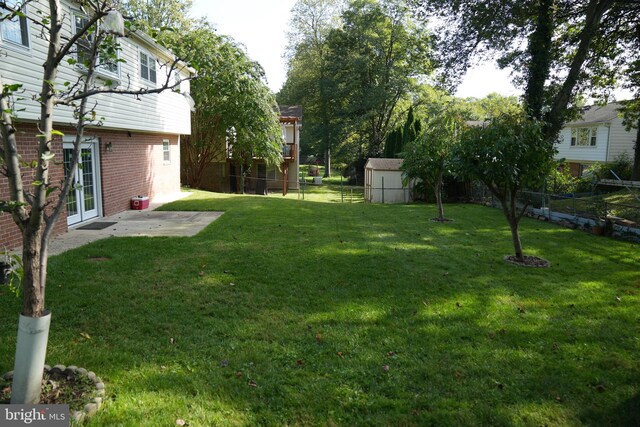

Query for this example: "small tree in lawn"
[1,0,187,404]
[455,113,556,263]
[402,107,463,221]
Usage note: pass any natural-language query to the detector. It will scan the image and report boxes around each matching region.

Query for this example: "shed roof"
[365,158,404,171]
[279,105,303,120]
[566,102,621,126]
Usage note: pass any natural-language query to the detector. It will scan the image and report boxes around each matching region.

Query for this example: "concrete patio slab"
[46,208,223,256]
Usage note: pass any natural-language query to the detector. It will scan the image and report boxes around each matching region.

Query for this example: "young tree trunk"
[434,172,445,220]
[324,146,331,178]
[507,215,524,261]
[21,226,45,317]
[501,194,524,262]
[632,120,640,181]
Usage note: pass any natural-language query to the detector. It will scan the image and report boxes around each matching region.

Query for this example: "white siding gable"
[607,117,636,161]
[555,124,609,163]
[0,0,191,135]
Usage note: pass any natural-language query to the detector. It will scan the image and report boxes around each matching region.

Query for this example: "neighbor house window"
[140,50,157,83]
[73,12,119,76]
[163,139,170,162]
[1,2,29,47]
[570,127,597,146]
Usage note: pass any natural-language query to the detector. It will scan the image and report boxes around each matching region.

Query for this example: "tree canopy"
[172,23,282,188]
[125,0,283,189]
[409,0,637,139]
[280,0,432,176]
[456,113,556,261]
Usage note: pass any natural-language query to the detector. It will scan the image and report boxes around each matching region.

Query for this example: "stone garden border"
[3,364,105,424]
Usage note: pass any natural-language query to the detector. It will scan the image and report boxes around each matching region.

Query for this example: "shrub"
[589,153,633,181]
[546,166,577,194]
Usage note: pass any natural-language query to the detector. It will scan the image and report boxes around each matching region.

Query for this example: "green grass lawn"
[1,190,639,426]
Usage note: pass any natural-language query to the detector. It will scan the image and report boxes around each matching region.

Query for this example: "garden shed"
[364,158,412,203]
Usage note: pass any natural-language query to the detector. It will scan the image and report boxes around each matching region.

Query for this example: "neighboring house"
[364,158,412,204]
[200,105,302,195]
[0,1,193,249]
[556,103,636,176]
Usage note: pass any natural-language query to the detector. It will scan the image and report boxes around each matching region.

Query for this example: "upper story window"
[73,12,119,77]
[1,2,29,48]
[173,70,181,89]
[140,50,157,84]
[570,127,597,147]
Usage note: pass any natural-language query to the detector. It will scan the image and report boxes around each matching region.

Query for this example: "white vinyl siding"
[0,0,191,135]
[607,117,636,161]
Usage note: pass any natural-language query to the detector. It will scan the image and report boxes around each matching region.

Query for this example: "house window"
[162,139,170,162]
[73,13,119,76]
[1,2,29,47]
[173,71,181,90]
[267,166,277,181]
[570,127,597,147]
[140,51,157,83]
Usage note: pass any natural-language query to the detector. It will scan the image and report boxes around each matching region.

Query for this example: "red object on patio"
[131,196,149,210]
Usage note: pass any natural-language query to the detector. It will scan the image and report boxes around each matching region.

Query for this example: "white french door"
[63,139,101,226]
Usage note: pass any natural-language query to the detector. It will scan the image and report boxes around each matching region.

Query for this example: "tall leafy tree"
[410,0,625,140]
[279,0,344,176]
[127,2,284,190]
[172,24,283,189]
[326,0,431,168]
[123,0,194,33]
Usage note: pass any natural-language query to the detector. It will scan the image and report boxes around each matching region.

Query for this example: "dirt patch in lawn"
[504,255,551,268]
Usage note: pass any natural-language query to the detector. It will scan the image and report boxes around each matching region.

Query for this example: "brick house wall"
[0,124,66,251]
[95,129,180,215]
[1,123,180,250]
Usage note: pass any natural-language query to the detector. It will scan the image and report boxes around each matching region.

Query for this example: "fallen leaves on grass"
[382,365,390,372]
[248,380,257,387]
[176,419,188,426]
[80,332,91,340]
